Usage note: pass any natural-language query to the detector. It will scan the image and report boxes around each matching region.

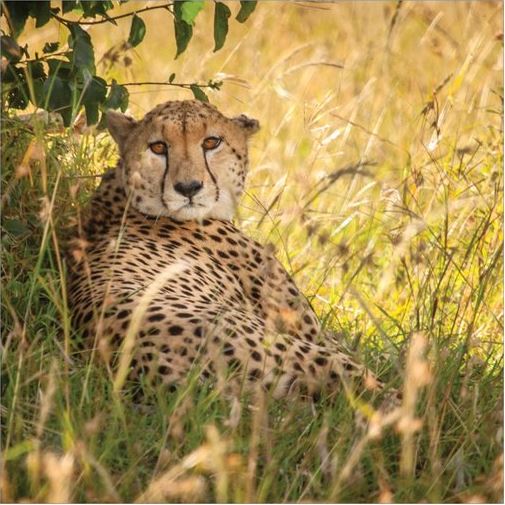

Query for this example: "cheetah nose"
[173,180,203,198]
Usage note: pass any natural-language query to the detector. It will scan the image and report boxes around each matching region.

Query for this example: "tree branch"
[51,3,174,26]
[113,81,222,89]
[22,51,71,64]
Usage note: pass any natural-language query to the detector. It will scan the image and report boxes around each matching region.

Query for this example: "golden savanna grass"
[1,1,503,502]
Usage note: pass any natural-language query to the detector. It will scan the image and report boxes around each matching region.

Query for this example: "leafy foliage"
[180,0,204,25]
[173,1,194,58]
[189,83,209,102]
[104,79,129,113]
[127,14,146,48]
[236,0,257,23]
[0,0,257,126]
[68,24,95,74]
[214,2,232,52]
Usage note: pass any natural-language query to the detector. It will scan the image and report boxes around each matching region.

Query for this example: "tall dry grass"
[2,1,503,502]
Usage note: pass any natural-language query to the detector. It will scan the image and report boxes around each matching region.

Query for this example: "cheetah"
[68,100,391,402]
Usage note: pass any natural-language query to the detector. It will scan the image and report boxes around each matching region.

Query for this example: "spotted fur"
[68,100,390,400]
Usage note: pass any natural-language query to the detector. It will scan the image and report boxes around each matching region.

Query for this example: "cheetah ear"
[232,114,260,136]
[106,110,138,147]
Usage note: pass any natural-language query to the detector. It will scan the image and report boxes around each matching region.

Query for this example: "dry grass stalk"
[245,387,267,502]
[113,261,189,393]
[1,2,501,502]
[43,452,75,503]
[74,441,121,502]
[137,425,235,503]
[398,332,431,478]
[35,360,58,439]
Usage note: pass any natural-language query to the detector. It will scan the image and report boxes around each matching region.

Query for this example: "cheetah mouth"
[161,191,220,220]
[162,196,206,211]
[181,201,206,210]
[166,200,209,220]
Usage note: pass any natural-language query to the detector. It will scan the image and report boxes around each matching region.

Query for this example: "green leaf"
[68,24,95,74]
[173,1,195,58]
[174,19,192,58]
[105,80,129,112]
[62,1,79,14]
[43,41,60,54]
[29,1,51,28]
[128,14,146,47]
[3,1,31,39]
[180,1,204,25]
[82,76,107,125]
[169,73,176,83]
[213,2,231,52]
[43,73,73,126]
[81,1,98,17]
[84,102,98,125]
[236,1,257,23]
[190,84,208,102]
[26,60,46,80]
[1,35,22,61]
[81,1,114,18]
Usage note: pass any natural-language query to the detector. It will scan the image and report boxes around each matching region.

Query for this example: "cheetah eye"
[202,136,222,150]
[149,142,167,155]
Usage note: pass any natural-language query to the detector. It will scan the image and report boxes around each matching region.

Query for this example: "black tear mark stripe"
[160,124,170,208]
[161,150,170,201]
[203,150,220,202]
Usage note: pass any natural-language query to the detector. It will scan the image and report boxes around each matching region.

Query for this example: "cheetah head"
[106,100,259,221]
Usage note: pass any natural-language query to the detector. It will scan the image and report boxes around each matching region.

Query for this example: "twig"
[51,3,173,26]
[387,0,404,48]
[20,51,71,64]
[112,81,221,89]
[330,112,401,149]
[302,161,376,210]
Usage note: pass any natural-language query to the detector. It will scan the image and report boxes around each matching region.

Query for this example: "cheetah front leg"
[200,312,395,409]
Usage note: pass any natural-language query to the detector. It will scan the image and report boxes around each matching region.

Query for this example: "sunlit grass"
[1,1,503,502]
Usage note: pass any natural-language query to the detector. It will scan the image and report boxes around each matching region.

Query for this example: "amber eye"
[202,136,222,150]
[149,142,167,155]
